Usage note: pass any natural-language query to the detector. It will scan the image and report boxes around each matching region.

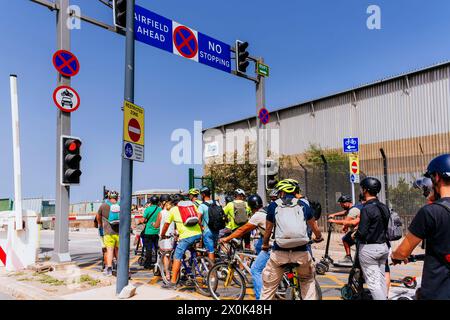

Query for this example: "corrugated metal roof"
[204,60,450,131]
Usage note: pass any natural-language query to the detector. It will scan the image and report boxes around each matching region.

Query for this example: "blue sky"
[1,0,450,202]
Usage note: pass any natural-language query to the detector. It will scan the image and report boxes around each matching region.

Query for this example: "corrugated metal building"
[203,61,450,214]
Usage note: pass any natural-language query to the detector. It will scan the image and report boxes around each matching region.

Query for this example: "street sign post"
[343,137,359,153]
[134,5,232,73]
[257,62,270,77]
[123,101,144,162]
[349,153,360,203]
[53,85,80,112]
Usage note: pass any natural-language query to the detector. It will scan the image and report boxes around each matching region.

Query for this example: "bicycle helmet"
[338,194,352,203]
[225,195,234,204]
[247,194,263,210]
[170,194,183,205]
[413,177,433,197]
[188,188,200,196]
[149,195,159,205]
[275,179,299,194]
[200,186,211,195]
[108,190,119,199]
[360,177,382,195]
[160,194,170,203]
[234,188,246,196]
[424,154,450,179]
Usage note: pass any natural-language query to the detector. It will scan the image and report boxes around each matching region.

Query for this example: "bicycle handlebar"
[391,254,425,265]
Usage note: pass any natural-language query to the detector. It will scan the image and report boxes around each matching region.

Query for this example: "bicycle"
[156,238,213,296]
[280,262,323,300]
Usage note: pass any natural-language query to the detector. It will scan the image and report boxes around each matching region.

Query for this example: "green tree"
[389,178,424,215]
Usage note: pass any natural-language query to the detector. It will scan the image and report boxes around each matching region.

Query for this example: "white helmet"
[234,188,246,196]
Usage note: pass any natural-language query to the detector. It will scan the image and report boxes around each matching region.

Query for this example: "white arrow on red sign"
[128,118,141,142]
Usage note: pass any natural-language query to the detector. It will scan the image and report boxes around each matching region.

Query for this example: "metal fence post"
[320,155,329,230]
[380,148,389,208]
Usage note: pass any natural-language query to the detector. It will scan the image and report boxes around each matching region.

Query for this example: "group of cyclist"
[96,154,450,300]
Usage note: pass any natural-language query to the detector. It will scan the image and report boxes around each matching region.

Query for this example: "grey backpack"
[233,201,248,225]
[273,198,309,248]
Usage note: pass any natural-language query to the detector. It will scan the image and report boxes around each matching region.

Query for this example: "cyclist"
[160,194,202,289]
[188,188,202,208]
[139,196,161,269]
[222,189,252,248]
[219,194,268,299]
[97,190,120,276]
[197,186,223,262]
[392,154,450,299]
[261,179,323,300]
[153,194,176,282]
[354,177,390,300]
[269,189,279,202]
[328,194,361,265]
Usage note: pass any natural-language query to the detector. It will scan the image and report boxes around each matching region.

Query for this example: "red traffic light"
[65,139,81,152]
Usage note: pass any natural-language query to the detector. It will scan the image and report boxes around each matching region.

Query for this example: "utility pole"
[53,0,71,263]
[116,0,135,294]
[256,58,266,204]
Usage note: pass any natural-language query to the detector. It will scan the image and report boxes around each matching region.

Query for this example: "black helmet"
[170,194,183,205]
[247,194,263,210]
[424,154,450,179]
[337,194,352,203]
[360,177,382,195]
[149,195,159,205]
[225,195,234,204]
[160,194,170,203]
[413,177,433,197]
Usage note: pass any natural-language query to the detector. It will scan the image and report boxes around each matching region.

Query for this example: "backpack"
[308,200,322,220]
[203,201,227,232]
[178,201,200,227]
[233,201,248,226]
[273,198,309,248]
[106,200,120,225]
[376,203,402,241]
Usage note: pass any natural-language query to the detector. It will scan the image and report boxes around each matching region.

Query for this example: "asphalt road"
[39,229,423,300]
[0,292,14,300]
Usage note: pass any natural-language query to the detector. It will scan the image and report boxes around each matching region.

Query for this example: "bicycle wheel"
[159,251,178,285]
[192,256,213,296]
[207,262,246,300]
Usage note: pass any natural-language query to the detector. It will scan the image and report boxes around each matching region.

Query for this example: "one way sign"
[343,137,359,153]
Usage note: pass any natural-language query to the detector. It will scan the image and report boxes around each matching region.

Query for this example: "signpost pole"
[351,180,355,205]
[117,0,135,295]
[52,0,71,263]
[256,58,267,204]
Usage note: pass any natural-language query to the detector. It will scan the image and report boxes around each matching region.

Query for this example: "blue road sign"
[258,108,270,125]
[124,143,133,158]
[52,50,80,77]
[343,137,359,153]
[134,4,231,73]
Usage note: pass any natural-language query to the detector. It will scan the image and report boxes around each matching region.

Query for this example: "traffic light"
[113,0,127,29]
[61,136,82,186]
[265,159,279,189]
[236,40,250,74]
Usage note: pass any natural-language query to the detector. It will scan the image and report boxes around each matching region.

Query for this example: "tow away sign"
[123,101,144,162]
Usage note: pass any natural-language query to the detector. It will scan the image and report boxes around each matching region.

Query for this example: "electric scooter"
[315,222,353,275]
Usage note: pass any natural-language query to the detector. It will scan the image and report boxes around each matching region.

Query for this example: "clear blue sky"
[1,0,450,202]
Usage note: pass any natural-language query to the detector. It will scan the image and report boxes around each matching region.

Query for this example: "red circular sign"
[52,85,80,113]
[351,161,358,174]
[52,50,80,77]
[258,108,270,125]
[173,26,198,59]
[128,118,141,142]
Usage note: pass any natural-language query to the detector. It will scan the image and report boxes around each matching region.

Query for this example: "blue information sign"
[343,138,359,153]
[134,5,231,73]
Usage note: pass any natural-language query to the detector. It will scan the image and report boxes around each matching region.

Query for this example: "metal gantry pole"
[52,0,71,263]
[117,0,135,295]
[256,58,266,204]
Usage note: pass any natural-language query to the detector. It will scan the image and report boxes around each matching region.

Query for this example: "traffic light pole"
[256,59,267,205]
[53,0,72,263]
[117,0,135,295]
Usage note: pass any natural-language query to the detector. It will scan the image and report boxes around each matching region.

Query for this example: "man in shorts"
[97,191,120,276]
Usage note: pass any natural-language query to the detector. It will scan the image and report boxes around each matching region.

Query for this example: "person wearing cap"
[329,194,362,265]
[392,154,450,300]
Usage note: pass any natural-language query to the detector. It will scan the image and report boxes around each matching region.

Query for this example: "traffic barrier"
[0,210,39,271]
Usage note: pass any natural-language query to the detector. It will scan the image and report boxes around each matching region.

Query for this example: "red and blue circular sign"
[258,107,270,125]
[52,50,80,77]
[173,26,198,59]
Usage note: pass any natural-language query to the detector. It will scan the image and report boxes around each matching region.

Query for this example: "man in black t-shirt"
[392,154,450,300]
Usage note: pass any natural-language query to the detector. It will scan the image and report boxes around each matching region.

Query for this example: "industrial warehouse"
[203,61,450,215]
